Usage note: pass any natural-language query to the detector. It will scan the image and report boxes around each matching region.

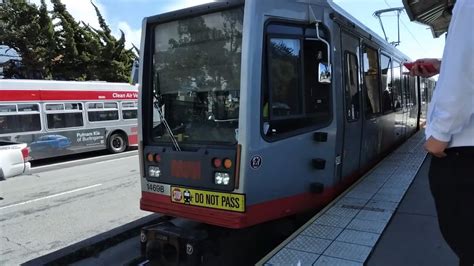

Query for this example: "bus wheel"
[108,133,127,153]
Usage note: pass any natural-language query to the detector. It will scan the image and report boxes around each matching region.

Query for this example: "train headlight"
[149,166,161,177]
[214,172,230,185]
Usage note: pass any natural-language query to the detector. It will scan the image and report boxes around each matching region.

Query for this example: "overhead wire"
[382,0,424,49]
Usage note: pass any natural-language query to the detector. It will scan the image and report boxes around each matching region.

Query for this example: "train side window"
[392,61,402,110]
[362,46,381,116]
[344,52,360,121]
[0,104,41,134]
[267,38,302,118]
[409,76,418,107]
[380,54,393,113]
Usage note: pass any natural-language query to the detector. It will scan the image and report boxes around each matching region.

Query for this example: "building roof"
[402,0,454,38]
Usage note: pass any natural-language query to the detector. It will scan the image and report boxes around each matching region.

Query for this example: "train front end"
[139,1,247,228]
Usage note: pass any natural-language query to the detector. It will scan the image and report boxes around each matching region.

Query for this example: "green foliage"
[0,0,136,81]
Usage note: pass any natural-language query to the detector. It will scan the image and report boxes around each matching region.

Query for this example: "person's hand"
[424,136,448,158]
[409,58,441,78]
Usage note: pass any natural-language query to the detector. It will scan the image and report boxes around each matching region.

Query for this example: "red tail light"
[21,147,29,162]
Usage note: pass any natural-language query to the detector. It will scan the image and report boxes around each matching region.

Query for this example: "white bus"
[0,79,138,160]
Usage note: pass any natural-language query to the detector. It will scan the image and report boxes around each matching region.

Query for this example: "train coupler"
[140,221,208,266]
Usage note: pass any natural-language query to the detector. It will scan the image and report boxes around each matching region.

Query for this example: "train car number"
[171,187,245,213]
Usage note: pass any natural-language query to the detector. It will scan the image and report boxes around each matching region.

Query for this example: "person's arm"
[426,0,474,144]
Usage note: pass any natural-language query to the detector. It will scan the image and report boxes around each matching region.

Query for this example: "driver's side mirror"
[318,63,332,84]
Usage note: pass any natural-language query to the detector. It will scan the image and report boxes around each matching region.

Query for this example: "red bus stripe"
[0,90,138,101]
[128,134,138,146]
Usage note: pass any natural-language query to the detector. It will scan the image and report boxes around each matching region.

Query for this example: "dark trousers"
[429,147,474,266]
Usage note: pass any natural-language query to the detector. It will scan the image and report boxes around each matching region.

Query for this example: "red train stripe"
[0,90,138,101]
[140,171,362,229]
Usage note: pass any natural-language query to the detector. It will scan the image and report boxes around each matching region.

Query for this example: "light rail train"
[138,0,435,230]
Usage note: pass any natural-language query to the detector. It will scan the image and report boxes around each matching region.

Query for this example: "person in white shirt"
[410,0,473,265]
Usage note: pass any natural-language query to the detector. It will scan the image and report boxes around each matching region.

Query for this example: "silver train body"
[138,0,435,228]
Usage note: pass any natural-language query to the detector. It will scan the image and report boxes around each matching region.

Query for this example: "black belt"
[445,146,474,157]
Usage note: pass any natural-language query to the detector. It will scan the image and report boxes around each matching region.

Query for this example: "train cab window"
[263,29,331,139]
[0,104,41,134]
[381,54,393,113]
[344,52,360,121]
[267,38,302,118]
[362,46,381,116]
[392,61,402,110]
[46,103,84,129]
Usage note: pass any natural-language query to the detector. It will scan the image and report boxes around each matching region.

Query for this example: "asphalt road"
[0,153,151,265]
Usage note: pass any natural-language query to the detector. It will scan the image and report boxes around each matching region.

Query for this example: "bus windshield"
[151,7,243,145]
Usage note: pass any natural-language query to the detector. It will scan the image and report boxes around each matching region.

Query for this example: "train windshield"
[151,8,243,145]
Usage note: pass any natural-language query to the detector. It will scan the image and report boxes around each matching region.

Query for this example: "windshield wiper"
[154,75,181,151]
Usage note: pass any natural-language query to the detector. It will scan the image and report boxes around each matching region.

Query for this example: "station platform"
[258,131,458,266]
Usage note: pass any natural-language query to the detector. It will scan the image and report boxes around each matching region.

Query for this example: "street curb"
[30,150,137,174]
[22,214,170,266]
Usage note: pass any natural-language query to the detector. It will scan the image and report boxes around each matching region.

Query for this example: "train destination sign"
[171,186,245,213]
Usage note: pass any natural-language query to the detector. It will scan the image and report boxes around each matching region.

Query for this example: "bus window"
[87,102,119,122]
[0,104,41,134]
[46,103,84,129]
[362,45,381,116]
[122,101,138,120]
[46,103,65,111]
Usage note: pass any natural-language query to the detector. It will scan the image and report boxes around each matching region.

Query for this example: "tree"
[0,0,55,79]
[0,0,136,81]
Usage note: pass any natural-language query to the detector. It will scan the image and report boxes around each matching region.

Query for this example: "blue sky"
[20,0,446,61]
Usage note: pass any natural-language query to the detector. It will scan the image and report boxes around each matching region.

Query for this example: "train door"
[360,43,383,167]
[340,32,362,179]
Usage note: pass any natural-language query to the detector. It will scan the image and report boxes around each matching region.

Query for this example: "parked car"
[0,141,30,180]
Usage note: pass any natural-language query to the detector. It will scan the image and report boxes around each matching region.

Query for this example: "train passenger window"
[46,102,84,129]
[381,54,393,113]
[344,52,360,121]
[267,38,302,118]
[392,61,402,110]
[362,46,381,115]
[409,76,418,107]
[0,104,41,134]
